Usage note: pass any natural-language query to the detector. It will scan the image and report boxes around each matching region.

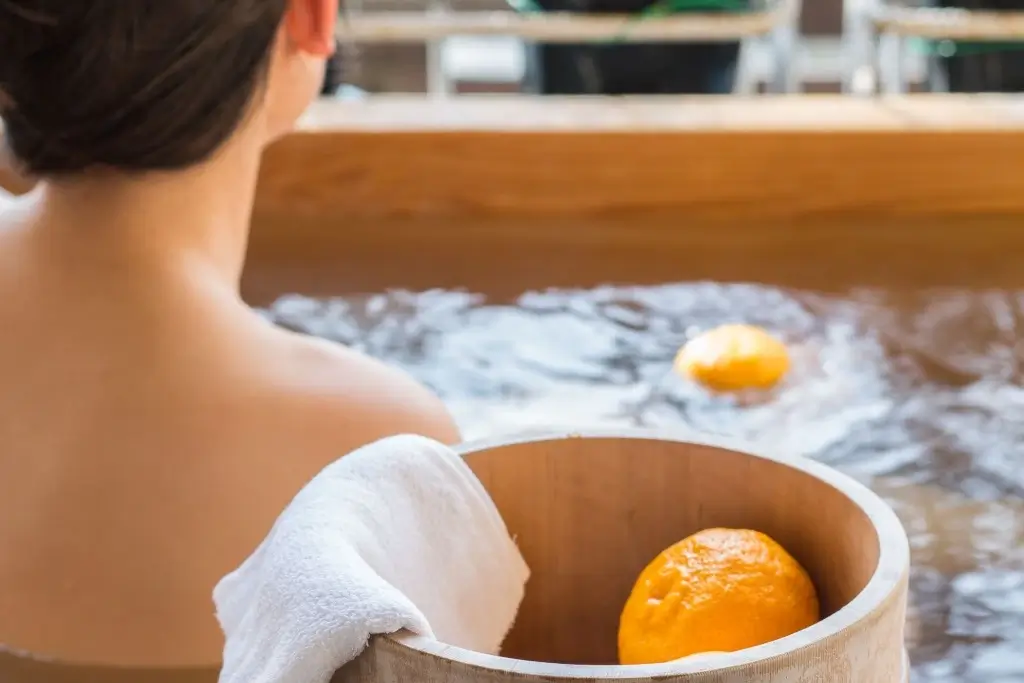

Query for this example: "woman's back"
[0,0,458,668]
[0,202,458,666]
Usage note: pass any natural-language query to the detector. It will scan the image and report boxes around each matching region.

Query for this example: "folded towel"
[214,434,530,683]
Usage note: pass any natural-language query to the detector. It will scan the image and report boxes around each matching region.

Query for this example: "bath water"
[265,283,1024,683]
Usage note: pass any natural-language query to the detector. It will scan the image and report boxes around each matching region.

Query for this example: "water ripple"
[265,283,1024,683]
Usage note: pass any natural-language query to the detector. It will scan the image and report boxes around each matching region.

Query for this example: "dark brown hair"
[0,0,290,176]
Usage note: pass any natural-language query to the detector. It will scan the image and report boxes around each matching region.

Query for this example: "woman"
[0,0,459,670]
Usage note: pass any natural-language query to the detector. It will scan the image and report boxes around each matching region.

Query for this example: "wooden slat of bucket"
[872,7,1024,40]
[333,5,790,43]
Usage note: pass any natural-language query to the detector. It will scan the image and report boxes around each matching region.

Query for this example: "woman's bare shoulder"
[263,330,461,454]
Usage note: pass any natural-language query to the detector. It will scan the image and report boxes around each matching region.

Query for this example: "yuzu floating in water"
[674,324,790,392]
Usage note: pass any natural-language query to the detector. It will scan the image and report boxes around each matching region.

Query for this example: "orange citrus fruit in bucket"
[618,528,820,665]
[674,324,790,392]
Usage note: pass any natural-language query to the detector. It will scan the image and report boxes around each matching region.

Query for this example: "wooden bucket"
[335,431,910,683]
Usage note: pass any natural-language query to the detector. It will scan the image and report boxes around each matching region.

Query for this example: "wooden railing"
[845,3,1024,94]
[872,6,1024,40]
[334,6,792,42]
[334,0,802,93]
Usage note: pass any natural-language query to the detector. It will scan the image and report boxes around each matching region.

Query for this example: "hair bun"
[1,0,291,175]
[0,1,58,50]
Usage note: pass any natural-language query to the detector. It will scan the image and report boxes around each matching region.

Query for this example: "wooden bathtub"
[243,94,1024,305]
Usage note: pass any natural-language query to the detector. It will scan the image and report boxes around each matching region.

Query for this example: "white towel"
[214,434,530,683]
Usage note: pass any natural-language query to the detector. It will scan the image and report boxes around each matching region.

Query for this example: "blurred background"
[321,0,1024,97]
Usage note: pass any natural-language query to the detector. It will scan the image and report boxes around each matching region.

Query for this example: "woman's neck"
[29,131,265,293]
